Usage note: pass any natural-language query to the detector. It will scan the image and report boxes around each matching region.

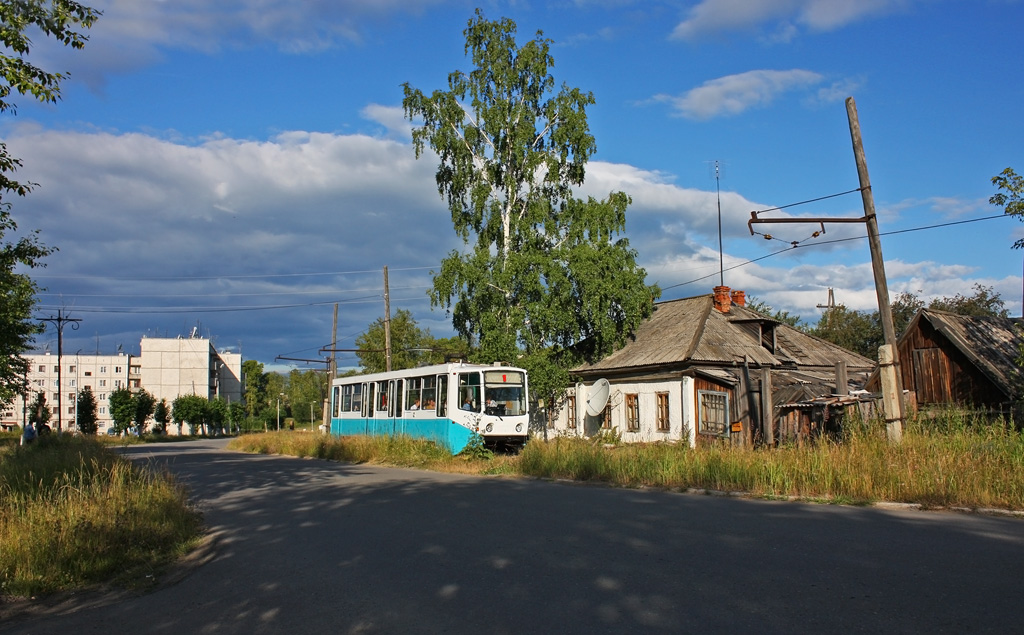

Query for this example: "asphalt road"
[3,438,1023,634]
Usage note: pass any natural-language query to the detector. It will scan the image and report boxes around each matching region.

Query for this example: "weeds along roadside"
[230,409,1024,511]
[0,432,203,597]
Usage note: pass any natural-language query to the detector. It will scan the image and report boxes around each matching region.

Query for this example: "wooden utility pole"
[383,266,392,372]
[747,97,904,442]
[846,97,903,442]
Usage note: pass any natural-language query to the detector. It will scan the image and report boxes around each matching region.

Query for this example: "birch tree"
[402,10,657,397]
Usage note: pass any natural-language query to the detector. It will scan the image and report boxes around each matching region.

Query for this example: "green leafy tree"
[172,394,207,435]
[207,396,228,435]
[811,305,881,360]
[265,372,288,423]
[242,359,267,418]
[928,283,1008,318]
[287,368,326,426]
[426,335,472,364]
[153,398,170,434]
[108,387,134,435]
[227,400,245,433]
[746,296,803,328]
[991,167,1024,248]
[132,388,156,435]
[0,1,99,409]
[356,309,436,373]
[75,385,97,434]
[402,10,657,403]
[27,390,51,428]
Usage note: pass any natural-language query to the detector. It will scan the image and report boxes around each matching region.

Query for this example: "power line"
[751,187,864,215]
[30,265,437,282]
[662,212,1010,292]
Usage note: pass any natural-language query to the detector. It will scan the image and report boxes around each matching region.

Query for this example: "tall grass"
[518,413,1024,509]
[234,410,1024,511]
[0,434,202,597]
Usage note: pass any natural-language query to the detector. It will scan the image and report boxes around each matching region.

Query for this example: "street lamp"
[276,395,281,431]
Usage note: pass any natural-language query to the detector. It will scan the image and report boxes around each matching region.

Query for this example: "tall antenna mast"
[716,160,724,287]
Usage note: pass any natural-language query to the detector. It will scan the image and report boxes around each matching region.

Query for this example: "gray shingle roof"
[575,294,874,376]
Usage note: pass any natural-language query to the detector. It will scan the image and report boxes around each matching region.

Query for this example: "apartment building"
[1,334,242,435]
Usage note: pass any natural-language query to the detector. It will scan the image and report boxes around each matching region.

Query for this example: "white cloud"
[671,0,915,41]
[654,69,824,120]
[30,0,450,89]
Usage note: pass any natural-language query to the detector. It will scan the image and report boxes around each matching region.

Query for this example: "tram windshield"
[482,370,527,416]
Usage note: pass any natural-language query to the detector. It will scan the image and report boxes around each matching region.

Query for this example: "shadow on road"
[5,438,1022,634]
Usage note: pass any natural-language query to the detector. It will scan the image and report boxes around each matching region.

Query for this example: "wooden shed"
[867,309,1024,414]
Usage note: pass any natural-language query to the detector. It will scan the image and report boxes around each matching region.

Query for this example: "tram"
[329,362,529,453]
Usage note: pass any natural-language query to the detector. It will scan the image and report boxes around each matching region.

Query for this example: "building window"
[69,379,76,387]
[53,365,59,372]
[698,390,730,437]
[625,394,639,431]
[84,371,92,377]
[52,380,59,387]
[115,366,122,373]
[99,379,106,387]
[99,407,106,415]
[656,392,670,432]
[68,365,76,373]
[567,395,576,429]
[114,380,122,388]
[38,365,44,372]
[68,392,75,401]
[52,393,59,401]
[100,366,107,373]
[68,406,75,414]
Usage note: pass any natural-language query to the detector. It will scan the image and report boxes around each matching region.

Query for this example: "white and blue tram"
[329,362,529,453]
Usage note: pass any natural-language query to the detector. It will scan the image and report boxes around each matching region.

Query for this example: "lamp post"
[276,395,281,431]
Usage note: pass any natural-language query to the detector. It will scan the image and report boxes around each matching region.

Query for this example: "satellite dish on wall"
[586,378,611,417]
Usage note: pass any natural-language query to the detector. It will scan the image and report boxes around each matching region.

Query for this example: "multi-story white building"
[0,334,242,435]
[138,335,243,419]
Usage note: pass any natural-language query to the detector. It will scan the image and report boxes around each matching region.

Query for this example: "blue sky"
[8,0,1023,370]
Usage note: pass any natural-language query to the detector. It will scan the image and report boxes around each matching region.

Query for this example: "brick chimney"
[730,289,746,308]
[713,285,731,313]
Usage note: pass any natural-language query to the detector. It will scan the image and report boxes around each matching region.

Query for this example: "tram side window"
[377,381,389,412]
[333,386,341,417]
[406,377,422,410]
[458,372,481,412]
[351,384,363,412]
[422,376,437,412]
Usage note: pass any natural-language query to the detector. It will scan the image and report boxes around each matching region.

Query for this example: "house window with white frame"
[625,394,639,431]
[698,390,730,437]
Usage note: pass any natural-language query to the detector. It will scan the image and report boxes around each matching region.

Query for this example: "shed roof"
[907,309,1024,400]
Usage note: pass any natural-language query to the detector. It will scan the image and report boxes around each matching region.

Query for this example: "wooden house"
[867,309,1024,414]
[548,287,876,446]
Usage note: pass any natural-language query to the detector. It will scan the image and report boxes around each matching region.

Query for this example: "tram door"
[363,382,374,435]
[389,379,403,436]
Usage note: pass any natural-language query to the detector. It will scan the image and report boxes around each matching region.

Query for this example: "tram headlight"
[485,423,493,433]
[515,423,523,432]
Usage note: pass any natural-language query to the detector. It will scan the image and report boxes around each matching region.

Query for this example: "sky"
[7,0,1023,372]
